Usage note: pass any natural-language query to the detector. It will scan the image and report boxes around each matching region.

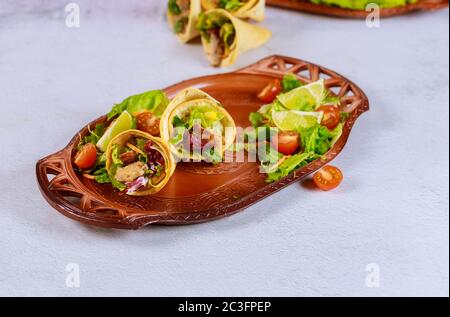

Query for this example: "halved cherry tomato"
[313,165,343,191]
[317,105,340,130]
[74,143,97,170]
[257,79,283,104]
[271,131,300,155]
[136,111,160,136]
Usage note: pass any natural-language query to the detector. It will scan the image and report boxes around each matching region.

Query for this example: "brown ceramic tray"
[36,55,369,229]
[266,0,448,18]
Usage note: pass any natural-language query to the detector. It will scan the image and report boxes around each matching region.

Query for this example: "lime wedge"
[277,79,325,111]
[96,111,133,152]
[272,110,324,131]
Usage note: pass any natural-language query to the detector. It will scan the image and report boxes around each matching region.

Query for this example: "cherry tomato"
[272,131,300,155]
[257,79,283,104]
[313,165,343,191]
[74,143,97,170]
[136,111,160,136]
[317,105,341,130]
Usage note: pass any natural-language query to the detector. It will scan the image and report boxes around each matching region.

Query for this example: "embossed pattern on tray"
[36,55,370,229]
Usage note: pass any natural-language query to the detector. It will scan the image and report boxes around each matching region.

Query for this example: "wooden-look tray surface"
[266,0,448,18]
[36,55,369,229]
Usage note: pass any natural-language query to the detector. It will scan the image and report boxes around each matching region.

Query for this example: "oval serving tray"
[36,55,369,229]
[266,0,448,18]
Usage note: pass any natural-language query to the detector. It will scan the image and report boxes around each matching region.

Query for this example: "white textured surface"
[0,1,448,297]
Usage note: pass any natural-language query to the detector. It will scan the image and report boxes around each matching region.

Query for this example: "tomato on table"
[317,105,341,130]
[271,131,300,156]
[74,143,97,170]
[257,79,283,104]
[313,165,343,191]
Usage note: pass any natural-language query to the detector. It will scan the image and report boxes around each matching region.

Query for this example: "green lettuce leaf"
[249,112,264,128]
[219,0,245,11]
[78,123,106,150]
[188,105,225,129]
[173,115,187,128]
[174,17,188,34]
[308,0,418,10]
[108,144,126,191]
[220,23,235,47]
[266,152,315,183]
[168,0,182,15]
[107,90,169,120]
[266,123,344,182]
[93,167,111,184]
[197,12,231,40]
[282,73,303,92]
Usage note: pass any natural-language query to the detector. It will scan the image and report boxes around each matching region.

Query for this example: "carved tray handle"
[36,148,139,229]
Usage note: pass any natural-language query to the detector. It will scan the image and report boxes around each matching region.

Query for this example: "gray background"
[0,0,448,296]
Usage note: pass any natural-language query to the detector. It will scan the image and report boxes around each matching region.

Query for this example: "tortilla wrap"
[160,88,237,161]
[167,0,202,43]
[106,130,176,196]
[200,9,271,67]
[201,0,266,21]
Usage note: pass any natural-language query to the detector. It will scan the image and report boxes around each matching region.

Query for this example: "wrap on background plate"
[106,130,176,196]
[167,0,202,43]
[308,0,418,10]
[197,9,271,67]
[201,0,266,21]
[160,88,237,163]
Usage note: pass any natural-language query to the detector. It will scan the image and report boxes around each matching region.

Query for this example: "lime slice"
[277,79,325,111]
[272,110,324,131]
[96,111,133,152]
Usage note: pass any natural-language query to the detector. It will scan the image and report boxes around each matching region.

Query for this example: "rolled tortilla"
[160,88,237,162]
[199,9,271,67]
[106,130,176,196]
[167,0,202,43]
[201,0,266,22]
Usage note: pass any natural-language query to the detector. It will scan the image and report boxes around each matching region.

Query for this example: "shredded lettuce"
[266,123,344,182]
[78,123,105,150]
[197,12,234,43]
[108,144,126,191]
[93,167,111,184]
[187,105,225,129]
[109,167,126,191]
[172,115,187,128]
[197,12,229,31]
[168,0,182,15]
[174,17,188,34]
[219,0,246,11]
[302,123,343,155]
[266,152,315,183]
[249,112,264,128]
[248,100,286,128]
[220,23,235,47]
[170,127,186,145]
[282,73,303,92]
